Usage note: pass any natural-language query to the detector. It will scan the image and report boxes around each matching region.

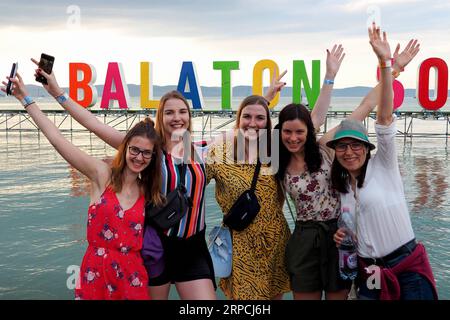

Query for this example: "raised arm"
[2,73,110,193]
[31,58,125,149]
[311,44,345,130]
[319,37,420,146]
[368,23,393,124]
[264,69,287,103]
[348,38,420,123]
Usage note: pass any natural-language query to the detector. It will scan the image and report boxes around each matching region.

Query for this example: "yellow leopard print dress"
[206,141,291,300]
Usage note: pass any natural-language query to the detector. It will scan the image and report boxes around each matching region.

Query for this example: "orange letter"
[69,63,97,108]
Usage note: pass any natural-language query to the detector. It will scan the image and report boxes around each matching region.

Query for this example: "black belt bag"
[223,161,261,231]
[146,164,191,229]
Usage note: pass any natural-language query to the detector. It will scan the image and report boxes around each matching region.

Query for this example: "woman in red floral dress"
[4,66,163,300]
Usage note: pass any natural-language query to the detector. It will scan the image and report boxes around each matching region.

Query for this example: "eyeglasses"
[128,146,155,159]
[335,141,365,152]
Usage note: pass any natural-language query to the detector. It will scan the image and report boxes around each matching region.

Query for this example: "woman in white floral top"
[275,41,420,300]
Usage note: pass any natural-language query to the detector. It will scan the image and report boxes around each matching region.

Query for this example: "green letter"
[213,61,239,110]
[292,60,320,110]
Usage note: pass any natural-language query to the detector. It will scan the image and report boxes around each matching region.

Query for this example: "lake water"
[0,96,449,300]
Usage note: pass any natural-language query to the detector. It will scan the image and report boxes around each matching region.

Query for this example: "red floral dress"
[75,186,149,300]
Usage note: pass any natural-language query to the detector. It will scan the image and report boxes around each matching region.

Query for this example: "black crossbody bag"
[146,164,192,229]
[223,160,261,231]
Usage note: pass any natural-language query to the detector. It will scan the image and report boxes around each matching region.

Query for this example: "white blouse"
[339,118,415,258]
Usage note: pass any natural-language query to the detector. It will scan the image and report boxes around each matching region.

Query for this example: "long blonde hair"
[154,90,193,148]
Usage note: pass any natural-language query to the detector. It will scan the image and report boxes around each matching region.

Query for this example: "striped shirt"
[160,146,207,239]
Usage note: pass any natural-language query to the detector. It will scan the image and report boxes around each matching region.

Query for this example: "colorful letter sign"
[377,61,405,110]
[293,60,320,109]
[417,58,448,111]
[177,62,203,109]
[213,61,239,110]
[140,62,160,109]
[100,62,130,109]
[69,63,97,108]
[252,60,280,109]
[65,56,449,112]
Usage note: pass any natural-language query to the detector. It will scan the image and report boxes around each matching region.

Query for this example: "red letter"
[377,61,404,110]
[69,63,97,108]
[417,58,448,111]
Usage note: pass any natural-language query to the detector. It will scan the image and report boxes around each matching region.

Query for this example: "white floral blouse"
[284,146,340,222]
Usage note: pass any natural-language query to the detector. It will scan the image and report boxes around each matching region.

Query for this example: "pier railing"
[0,109,449,141]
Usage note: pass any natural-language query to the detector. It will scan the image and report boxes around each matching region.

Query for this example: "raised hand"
[393,39,420,71]
[325,44,345,80]
[368,22,391,61]
[264,70,287,102]
[1,73,28,101]
[31,58,63,97]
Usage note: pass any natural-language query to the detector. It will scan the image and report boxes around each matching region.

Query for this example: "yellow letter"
[252,59,279,109]
[140,62,160,109]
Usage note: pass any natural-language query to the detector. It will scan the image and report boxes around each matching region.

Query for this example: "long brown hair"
[110,117,163,206]
[275,103,322,182]
[233,95,272,162]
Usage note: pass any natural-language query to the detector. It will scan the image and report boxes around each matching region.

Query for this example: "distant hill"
[1,84,447,98]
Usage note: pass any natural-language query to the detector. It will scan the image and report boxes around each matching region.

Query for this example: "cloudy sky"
[1,0,449,90]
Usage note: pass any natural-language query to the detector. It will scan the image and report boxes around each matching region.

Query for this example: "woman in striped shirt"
[47,81,216,298]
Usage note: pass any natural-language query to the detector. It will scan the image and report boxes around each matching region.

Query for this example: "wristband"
[55,92,69,105]
[391,69,401,78]
[379,59,392,69]
[323,79,334,85]
[20,96,35,109]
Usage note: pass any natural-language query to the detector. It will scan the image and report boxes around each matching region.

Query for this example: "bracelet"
[391,69,401,78]
[323,79,334,85]
[20,96,35,109]
[379,59,392,69]
[55,92,69,105]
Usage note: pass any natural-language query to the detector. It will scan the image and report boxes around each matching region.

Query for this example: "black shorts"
[148,229,216,288]
[285,219,352,293]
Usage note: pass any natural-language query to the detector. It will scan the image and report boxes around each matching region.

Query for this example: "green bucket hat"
[326,119,376,150]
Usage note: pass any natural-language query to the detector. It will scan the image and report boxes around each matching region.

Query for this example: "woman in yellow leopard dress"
[206,92,291,300]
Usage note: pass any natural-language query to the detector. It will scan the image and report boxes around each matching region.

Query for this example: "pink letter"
[100,62,130,109]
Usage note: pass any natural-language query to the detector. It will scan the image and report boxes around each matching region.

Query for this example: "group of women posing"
[3,23,437,300]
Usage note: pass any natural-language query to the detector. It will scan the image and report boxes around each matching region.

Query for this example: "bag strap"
[249,159,261,192]
[178,163,187,187]
[163,149,187,188]
[284,190,297,224]
[280,181,297,223]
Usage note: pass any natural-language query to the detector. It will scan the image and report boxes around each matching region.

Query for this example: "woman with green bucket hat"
[329,23,438,300]
[276,35,420,300]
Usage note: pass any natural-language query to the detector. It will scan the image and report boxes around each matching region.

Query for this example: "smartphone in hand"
[35,53,55,85]
[6,62,18,95]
